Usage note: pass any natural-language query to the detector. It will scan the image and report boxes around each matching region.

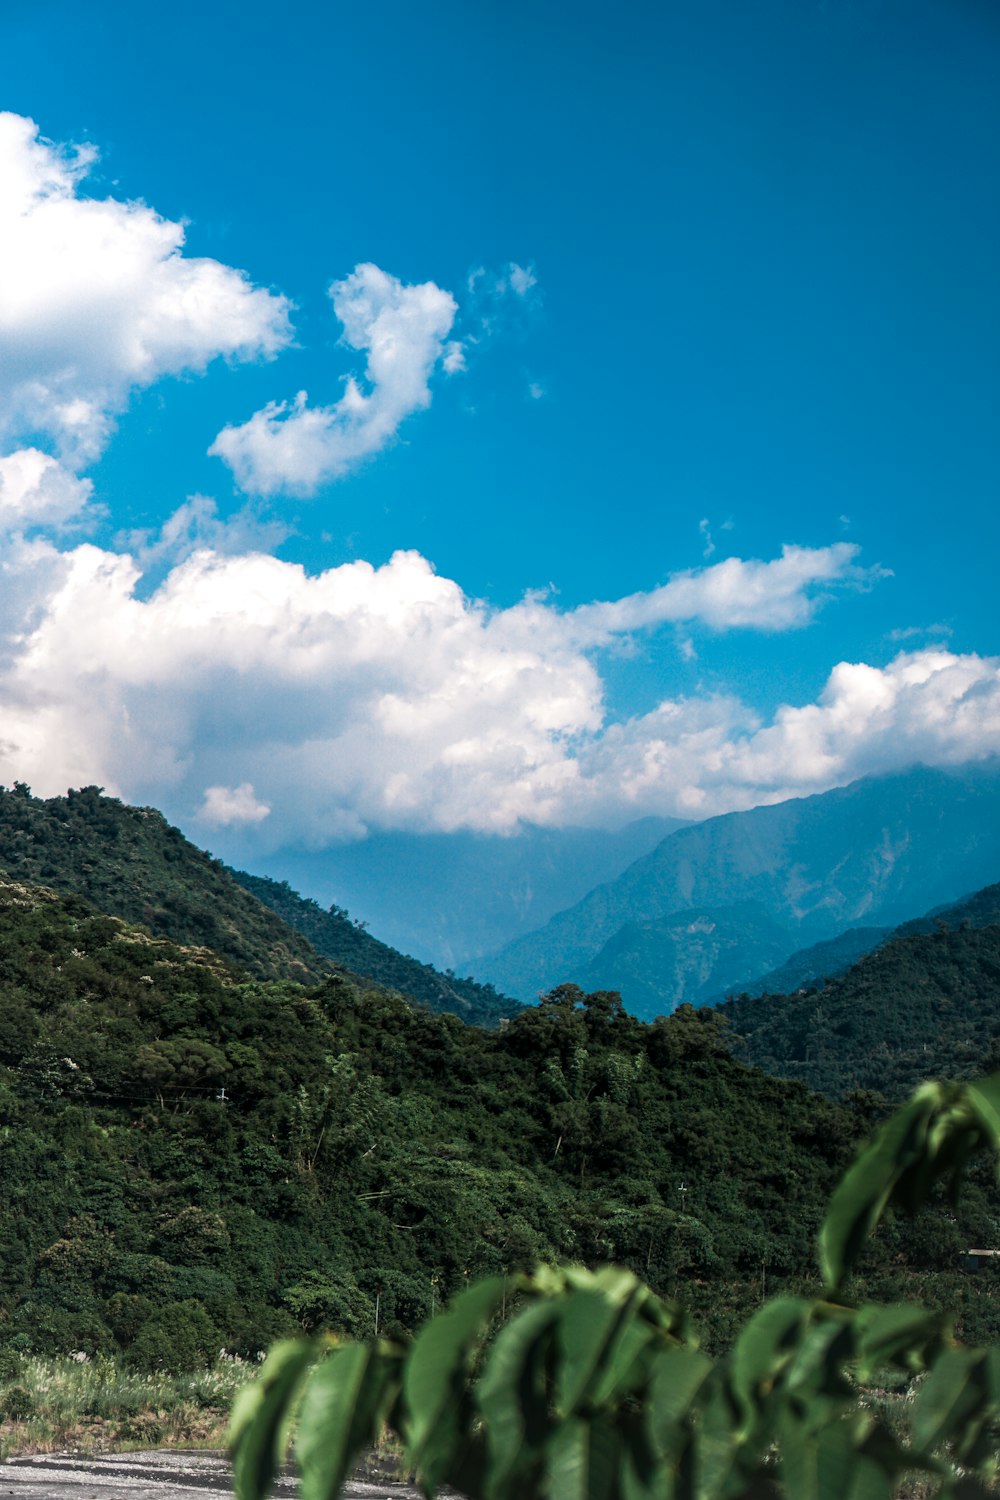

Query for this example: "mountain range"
[474,762,1000,1016]
[239,816,683,969]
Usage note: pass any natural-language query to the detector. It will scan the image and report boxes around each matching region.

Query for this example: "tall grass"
[0,1353,255,1458]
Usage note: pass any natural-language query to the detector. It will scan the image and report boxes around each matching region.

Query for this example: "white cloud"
[563,543,885,640]
[0,532,986,845]
[199,782,271,826]
[115,495,292,573]
[210,263,458,496]
[0,449,92,532]
[573,649,1000,821]
[0,112,292,465]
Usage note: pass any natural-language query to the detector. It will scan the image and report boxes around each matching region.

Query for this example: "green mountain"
[231,870,517,1026]
[4,780,1000,1369]
[726,880,1000,1006]
[475,763,1000,1014]
[0,784,515,1026]
[573,903,792,1021]
[718,893,1000,1101]
[0,783,326,984]
[725,926,893,1001]
[0,875,889,1363]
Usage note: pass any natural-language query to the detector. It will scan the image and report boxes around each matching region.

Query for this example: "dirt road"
[0,1452,420,1500]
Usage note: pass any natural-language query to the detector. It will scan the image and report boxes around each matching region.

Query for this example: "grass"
[0,1353,256,1459]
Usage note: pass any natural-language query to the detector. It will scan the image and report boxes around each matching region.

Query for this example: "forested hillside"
[0,784,513,1026]
[719,915,1000,1100]
[3,872,1000,1370]
[232,870,517,1027]
[0,784,327,984]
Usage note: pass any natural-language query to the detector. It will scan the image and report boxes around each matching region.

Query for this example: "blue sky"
[0,0,998,861]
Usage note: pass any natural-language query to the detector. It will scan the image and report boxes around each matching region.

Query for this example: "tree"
[230,1071,1000,1500]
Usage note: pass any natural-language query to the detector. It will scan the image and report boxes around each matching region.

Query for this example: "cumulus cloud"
[0,531,989,844]
[199,782,271,826]
[210,263,458,496]
[564,543,885,640]
[0,112,292,465]
[0,449,93,532]
[573,650,1000,821]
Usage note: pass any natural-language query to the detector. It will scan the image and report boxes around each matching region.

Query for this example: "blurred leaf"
[297,1342,402,1500]
[229,1338,319,1500]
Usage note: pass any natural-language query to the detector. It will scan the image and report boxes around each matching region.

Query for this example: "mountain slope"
[724,926,893,1001]
[0,873,885,1361]
[729,879,1000,1003]
[232,870,519,1026]
[0,784,514,1025]
[249,816,686,969]
[574,903,792,1021]
[475,762,1000,1012]
[0,783,327,983]
[718,899,1000,1100]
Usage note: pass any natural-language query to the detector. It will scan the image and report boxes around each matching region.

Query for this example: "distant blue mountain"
[242,816,684,970]
[474,762,1000,1016]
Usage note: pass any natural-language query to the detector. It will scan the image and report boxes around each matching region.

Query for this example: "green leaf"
[590,1313,660,1406]
[556,1287,636,1416]
[852,1302,949,1378]
[477,1298,561,1499]
[404,1274,505,1457]
[647,1348,713,1459]
[729,1298,809,1435]
[911,1347,984,1453]
[819,1089,939,1290]
[400,1275,505,1493]
[547,1415,621,1500]
[693,1380,738,1500]
[229,1338,320,1500]
[965,1076,1000,1152]
[296,1343,402,1500]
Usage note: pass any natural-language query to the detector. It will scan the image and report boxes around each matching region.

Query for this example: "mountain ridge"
[474,762,1000,1013]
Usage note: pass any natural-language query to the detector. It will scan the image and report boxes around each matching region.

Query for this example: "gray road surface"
[0,1452,420,1500]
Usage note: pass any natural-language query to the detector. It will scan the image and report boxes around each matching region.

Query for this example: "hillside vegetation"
[719,909,1000,1101]
[0,784,327,985]
[232,870,517,1027]
[0,784,515,1026]
[4,783,1000,1377]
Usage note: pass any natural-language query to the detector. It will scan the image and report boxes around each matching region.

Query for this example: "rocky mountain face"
[473,762,1000,1013]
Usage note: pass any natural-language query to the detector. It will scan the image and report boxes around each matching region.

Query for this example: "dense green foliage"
[0,879,825,1356]
[232,870,518,1027]
[3,870,1000,1376]
[719,919,1000,1102]
[2,783,1000,1401]
[0,784,328,984]
[232,1074,1000,1500]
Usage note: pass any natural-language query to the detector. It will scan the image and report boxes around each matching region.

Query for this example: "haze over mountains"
[474,762,1000,1016]
[239,817,684,970]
